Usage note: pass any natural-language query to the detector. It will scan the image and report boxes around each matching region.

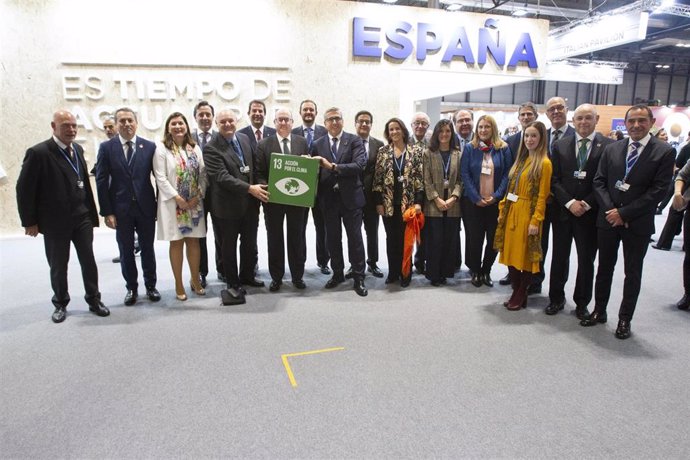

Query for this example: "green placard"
[267,153,320,208]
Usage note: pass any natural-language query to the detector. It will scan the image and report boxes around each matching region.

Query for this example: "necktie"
[331,137,338,161]
[282,138,291,155]
[200,132,208,150]
[578,138,589,170]
[363,139,369,161]
[627,141,642,170]
[256,129,262,142]
[306,128,313,148]
[66,144,74,162]
[125,141,133,163]
[551,130,561,147]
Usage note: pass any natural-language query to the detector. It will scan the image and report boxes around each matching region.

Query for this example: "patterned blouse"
[372,142,425,217]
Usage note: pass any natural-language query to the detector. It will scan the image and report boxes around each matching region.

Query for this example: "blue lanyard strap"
[58,145,80,179]
[394,149,406,174]
[229,137,246,167]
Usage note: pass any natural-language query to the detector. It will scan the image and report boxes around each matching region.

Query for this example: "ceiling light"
[663,65,670,69]
[446,4,462,11]
[382,0,398,3]
[656,64,663,68]
[512,9,528,17]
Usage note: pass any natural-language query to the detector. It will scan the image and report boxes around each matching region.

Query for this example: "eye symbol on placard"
[275,177,309,196]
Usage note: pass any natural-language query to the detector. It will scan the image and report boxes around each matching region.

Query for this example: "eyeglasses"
[547,105,566,114]
[325,116,342,123]
[356,119,371,125]
[275,117,292,123]
[413,121,429,127]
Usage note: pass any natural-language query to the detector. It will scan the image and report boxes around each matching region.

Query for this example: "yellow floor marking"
[281,347,345,388]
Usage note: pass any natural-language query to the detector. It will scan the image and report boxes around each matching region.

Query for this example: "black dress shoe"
[415,264,425,275]
[615,319,632,339]
[499,273,511,286]
[367,265,384,278]
[400,276,411,288]
[200,274,207,288]
[470,273,483,287]
[544,300,565,315]
[575,305,591,320]
[88,301,110,317]
[318,264,331,275]
[482,273,494,287]
[146,287,161,302]
[217,272,227,283]
[345,267,354,279]
[52,307,66,323]
[354,279,368,297]
[124,290,138,306]
[293,279,307,290]
[527,283,542,295]
[676,294,690,310]
[580,310,607,326]
[651,244,670,251]
[240,278,265,287]
[325,274,345,289]
[385,275,399,284]
[269,280,282,292]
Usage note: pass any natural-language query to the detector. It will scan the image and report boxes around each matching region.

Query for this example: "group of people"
[16,97,680,340]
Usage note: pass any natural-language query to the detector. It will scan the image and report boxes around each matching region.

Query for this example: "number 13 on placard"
[273,158,282,169]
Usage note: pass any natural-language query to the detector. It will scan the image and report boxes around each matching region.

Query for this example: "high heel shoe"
[176,291,187,301]
[190,279,206,296]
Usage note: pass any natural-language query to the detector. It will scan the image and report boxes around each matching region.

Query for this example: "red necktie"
[256,129,262,142]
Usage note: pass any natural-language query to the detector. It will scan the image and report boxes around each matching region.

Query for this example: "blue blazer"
[96,135,157,218]
[238,125,276,151]
[460,143,512,203]
[310,131,366,210]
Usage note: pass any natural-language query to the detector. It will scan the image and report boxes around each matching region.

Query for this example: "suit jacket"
[16,138,99,235]
[551,133,614,222]
[192,129,217,148]
[292,124,328,142]
[238,125,276,151]
[310,131,366,210]
[506,131,522,163]
[423,147,462,218]
[203,131,257,219]
[548,125,576,156]
[593,136,675,235]
[362,136,385,202]
[255,134,309,185]
[96,135,157,218]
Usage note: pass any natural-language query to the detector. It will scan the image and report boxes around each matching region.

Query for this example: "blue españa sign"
[352,17,539,69]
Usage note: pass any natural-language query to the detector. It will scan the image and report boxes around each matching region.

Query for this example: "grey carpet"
[1,214,689,459]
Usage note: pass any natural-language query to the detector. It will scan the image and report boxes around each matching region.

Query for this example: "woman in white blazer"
[153,112,207,300]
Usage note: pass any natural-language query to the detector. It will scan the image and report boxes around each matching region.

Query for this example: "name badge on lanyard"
[507,192,519,202]
[481,167,492,175]
[573,171,587,180]
[240,165,250,174]
[615,180,630,192]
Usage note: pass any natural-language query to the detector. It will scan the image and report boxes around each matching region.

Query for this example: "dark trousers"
[321,190,365,279]
[415,225,427,271]
[426,216,460,282]
[656,207,685,249]
[218,208,259,288]
[304,198,329,267]
[363,202,380,267]
[594,227,650,321]
[116,205,156,291]
[382,207,407,280]
[684,210,690,294]
[43,213,100,308]
[549,213,598,306]
[533,202,555,285]
[265,203,307,283]
[462,198,498,275]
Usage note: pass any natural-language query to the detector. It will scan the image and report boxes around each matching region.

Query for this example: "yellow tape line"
[281,347,345,388]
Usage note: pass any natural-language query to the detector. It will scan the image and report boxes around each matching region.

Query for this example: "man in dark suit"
[203,109,269,301]
[255,108,309,291]
[16,110,110,323]
[310,107,368,297]
[353,109,384,278]
[96,107,160,306]
[292,99,330,275]
[583,104,675,339]
[191,100,219,287]
[546,104,614,319]
[530,96,576,294]
[454,109,474,151]
[237,100,276,150]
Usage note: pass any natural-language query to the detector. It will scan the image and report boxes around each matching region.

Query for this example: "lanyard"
[511,160,528,194]
[58,145,80,179]
[229,137,246,167]
[440,151,451,179]
[394,148,406,174]
[624,143,642,181]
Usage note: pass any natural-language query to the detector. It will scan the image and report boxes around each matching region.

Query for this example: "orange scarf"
[402,207,425,278]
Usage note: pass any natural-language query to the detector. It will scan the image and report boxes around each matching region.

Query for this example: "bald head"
[411,112,430,141]
[546,97,568,129]
[274,108,293,137]
[572,103,599,138]
[51,110,78,145]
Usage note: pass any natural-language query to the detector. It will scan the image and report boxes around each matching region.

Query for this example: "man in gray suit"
[203,109,269,302]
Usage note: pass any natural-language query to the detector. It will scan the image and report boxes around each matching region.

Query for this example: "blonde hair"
[471,115,507,149]
[509,121,548,184]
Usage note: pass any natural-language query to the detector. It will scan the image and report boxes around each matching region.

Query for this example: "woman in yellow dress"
[494,121,552,310]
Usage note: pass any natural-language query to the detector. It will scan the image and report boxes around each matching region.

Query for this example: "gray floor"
[1,213,690,459]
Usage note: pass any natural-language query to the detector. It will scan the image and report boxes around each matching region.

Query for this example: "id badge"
[481,167,492,175]
[240,166,250,174]
[443,179,449,188]
[397,176,404,183]
[77,180,84,189]
[507,192,518,202]
[615,180,630,192]
[573,171,586,180]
